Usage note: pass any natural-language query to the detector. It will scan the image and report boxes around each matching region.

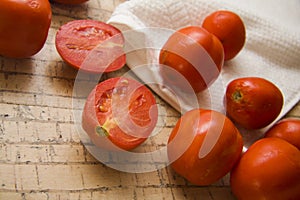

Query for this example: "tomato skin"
[159,26,224,93]
[230,138,300,200]
[51,0,88,5]
[55,20,126,73]
[0,0,52,58]
[202,10,246,61]
[82,77,158,151]
[264,118,300,149]
[225,77,284,130]
[167,109,243,186]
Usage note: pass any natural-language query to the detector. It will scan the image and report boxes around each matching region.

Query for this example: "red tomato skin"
[167,109,243,186]
[82,77,158,151]
[55,20,126,73]
[230,138,300,200]
[265,118,300,150]
[51,0,88,5]
[0,0,52,58]
[202,10,246,61]
[159,26,224,93]
[225,77,284,130]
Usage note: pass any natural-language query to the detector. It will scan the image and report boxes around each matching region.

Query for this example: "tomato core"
[95,125,109,137]
[95,118,117,137]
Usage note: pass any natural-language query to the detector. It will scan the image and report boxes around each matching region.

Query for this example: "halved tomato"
[55,20,126,73]
[82,77,158,150]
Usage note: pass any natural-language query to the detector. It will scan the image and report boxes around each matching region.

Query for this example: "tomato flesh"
[82,77,158,150]
[55,20,126,73]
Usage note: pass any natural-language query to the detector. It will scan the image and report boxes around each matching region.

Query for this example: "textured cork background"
[1,0,299,199]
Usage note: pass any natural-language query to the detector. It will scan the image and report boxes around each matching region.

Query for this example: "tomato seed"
[132,94,146,109]
[98,105,109,112]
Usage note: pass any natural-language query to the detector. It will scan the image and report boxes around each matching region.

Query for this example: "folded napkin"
[107,0,300,147]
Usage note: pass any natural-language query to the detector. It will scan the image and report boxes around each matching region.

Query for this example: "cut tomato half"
[55,20,126,73]
[82,77,158,150]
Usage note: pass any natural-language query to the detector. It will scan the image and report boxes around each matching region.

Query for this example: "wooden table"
[1,1,299,199]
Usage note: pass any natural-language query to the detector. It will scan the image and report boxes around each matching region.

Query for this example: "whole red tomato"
[159,26,224,93]
[202,10,246,61]
[230,138,300,200]
[225,77,284,130]
[265,118,300,149]
[167,109,243,186]
[82,77,158,151]
[55,20,126,73]
[51,0,88,5]
[0,0,52,58]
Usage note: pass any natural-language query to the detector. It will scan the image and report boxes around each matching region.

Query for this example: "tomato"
[0,0,52,58]
[224,77,284,130]
[159,26,224,93]
[51,0,88,5]
[167,109,243,186]
[264,118,300,149]
[230,138,300,200]
[55,20,126,73]
[82,77,158,151]
[202,10,246,61]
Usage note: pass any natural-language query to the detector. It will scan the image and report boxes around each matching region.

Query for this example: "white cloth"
[107,0,300,147]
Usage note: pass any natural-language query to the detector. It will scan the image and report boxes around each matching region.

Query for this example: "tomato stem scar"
[233,90,243,102]
[95,125,109,137]
[95,118,117,137]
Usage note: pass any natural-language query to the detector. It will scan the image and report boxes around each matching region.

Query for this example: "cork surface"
[1,0,300,199]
